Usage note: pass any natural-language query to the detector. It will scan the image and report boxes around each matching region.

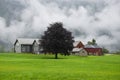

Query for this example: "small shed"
[72,48,88,56]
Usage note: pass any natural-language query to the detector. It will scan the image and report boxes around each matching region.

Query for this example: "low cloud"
[0,0,120,52]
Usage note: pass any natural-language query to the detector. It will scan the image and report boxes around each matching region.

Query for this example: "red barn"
[84,44,103,56]
[72,41,103,56]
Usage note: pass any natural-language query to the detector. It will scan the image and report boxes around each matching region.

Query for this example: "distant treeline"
[0,45,5,52]
[0,45,14,53]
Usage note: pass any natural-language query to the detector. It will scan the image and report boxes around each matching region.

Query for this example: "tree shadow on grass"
[40,56,67,59]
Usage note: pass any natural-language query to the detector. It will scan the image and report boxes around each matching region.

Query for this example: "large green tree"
[41,22,74,59]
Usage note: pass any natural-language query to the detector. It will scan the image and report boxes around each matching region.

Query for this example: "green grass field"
[0,53,120,80]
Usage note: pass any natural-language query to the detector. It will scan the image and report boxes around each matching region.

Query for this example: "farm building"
[72,48,88,56]
[72,41,87,56]
[72,41,103,56]
[14,38,102,56]
[33,39,43,54]
[14,38,42,54]
[84,44,103,56]
[73,41,84,48]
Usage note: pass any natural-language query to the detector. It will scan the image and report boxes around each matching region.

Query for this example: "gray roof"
[16,38,39,45]
[84,44,101,48]
[72,48,83,52]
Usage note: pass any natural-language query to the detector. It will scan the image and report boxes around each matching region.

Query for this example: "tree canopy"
[102,47,109,53]
[87,38,97,45]
[41,22,74,59]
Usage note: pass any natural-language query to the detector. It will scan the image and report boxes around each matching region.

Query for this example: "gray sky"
[0,0,120,51]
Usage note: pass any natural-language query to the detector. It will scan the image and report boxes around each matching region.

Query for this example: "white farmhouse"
[72,41,88,56]
[72,48,88,56]
[14,38,42,54]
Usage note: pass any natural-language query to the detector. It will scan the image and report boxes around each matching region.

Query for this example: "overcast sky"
[0,0,120,51]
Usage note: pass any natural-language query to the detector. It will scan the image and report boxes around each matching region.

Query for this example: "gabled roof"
[14,38,39,45]
[73,41,80,47]
[84,44,101,48]
[73,41,84,47]
[33,39,41,45]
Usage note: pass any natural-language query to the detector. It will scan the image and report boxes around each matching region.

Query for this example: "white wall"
[15,42,21,53]
[33,42,39,54]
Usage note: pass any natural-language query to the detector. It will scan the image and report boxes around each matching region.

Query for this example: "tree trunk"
[64,53,67,56]
[55,53,58,59]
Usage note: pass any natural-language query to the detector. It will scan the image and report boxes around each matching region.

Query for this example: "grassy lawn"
[0,53,120,80]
